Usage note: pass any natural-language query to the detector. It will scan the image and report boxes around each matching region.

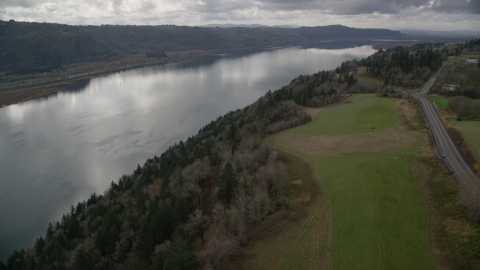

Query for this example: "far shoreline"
[0,41,402,108]
[0,51,207,108]
[0,45,302,108]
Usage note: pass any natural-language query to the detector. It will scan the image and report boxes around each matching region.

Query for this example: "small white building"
[466,59,479,64]
[442,84,456,91]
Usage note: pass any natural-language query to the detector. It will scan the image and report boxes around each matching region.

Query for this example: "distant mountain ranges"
[0,21,405,72]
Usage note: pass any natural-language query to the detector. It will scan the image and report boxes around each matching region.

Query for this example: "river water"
[0,45,375,257]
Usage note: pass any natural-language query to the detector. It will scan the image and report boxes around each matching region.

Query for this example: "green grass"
[448,120,480,162]
[448,59,461,67]
[285,94,399,135]
[316,152,433,270]
[426,96,449,110]
[274,94,435,269]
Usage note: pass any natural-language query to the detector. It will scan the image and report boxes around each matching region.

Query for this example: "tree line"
[360,45,443,88]
[448,96,480,120]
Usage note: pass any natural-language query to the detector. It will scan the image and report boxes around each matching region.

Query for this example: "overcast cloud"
[0,0,478,31]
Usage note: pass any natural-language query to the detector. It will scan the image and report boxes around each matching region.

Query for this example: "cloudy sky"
[0,0,479,31]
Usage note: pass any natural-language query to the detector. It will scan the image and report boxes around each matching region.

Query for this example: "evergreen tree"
[46,222,54,240]
[74,248,93,270]
[95,225,118,256]
[66,215,82,240]
[34,237,46,255]
[164,226,199,270]
[217,162,237,204]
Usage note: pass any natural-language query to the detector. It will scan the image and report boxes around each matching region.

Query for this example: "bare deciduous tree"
[205,230,239,269]
[186,209,211,245]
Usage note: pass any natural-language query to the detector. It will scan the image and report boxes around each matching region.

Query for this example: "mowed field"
[272,95,435,269]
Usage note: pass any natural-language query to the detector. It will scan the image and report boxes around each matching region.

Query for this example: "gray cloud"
[1,0,479,15]
[0,0,478,31]
[432,0,480,14]
[257,0,480,15]
[0,0,50,8]
[182,0,256,13]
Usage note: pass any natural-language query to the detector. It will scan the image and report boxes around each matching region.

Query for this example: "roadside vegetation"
[426,88,480,170]
[447,120,480,162]
[413,155,480,269]
[430,95,480,171]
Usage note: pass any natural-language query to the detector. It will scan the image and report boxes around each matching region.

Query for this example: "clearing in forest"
[272,94,435,270]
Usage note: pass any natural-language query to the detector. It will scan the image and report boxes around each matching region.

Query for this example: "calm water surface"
[0,46,375,257]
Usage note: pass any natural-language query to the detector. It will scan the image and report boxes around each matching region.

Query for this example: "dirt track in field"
[275,128,416,157]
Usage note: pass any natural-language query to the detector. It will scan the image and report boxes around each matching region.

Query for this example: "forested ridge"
[0,65,366,270]
[0,20,403,73]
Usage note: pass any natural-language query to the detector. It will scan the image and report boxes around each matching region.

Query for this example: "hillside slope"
[0,21,403,72]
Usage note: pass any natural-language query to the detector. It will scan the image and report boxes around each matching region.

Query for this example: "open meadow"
[271,95,435,269]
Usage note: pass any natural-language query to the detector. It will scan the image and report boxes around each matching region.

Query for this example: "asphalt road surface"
[412,60,480,199]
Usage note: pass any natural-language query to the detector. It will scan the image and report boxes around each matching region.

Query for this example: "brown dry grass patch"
[275,128,416,157]
[397,98,427,131]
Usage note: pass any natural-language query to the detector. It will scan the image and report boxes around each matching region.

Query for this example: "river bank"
[0,50,210,107]
[0,44,311,107]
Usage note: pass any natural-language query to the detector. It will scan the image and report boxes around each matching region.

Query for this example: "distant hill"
[0,21,403,72]
[200,23,270,28]
[399,29,480,38]
[200,23,299,28]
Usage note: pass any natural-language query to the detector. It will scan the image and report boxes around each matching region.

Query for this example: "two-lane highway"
[412,59,480,199]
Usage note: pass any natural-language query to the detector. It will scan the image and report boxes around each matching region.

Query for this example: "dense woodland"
[360,45,443,88]
[0,66,363,270]
[0,20,405,73]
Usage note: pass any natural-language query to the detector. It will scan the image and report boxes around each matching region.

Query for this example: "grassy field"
[448,120,480,161]
[285,95,399,136]
[272,95,435,269]
[427,96,449,110]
